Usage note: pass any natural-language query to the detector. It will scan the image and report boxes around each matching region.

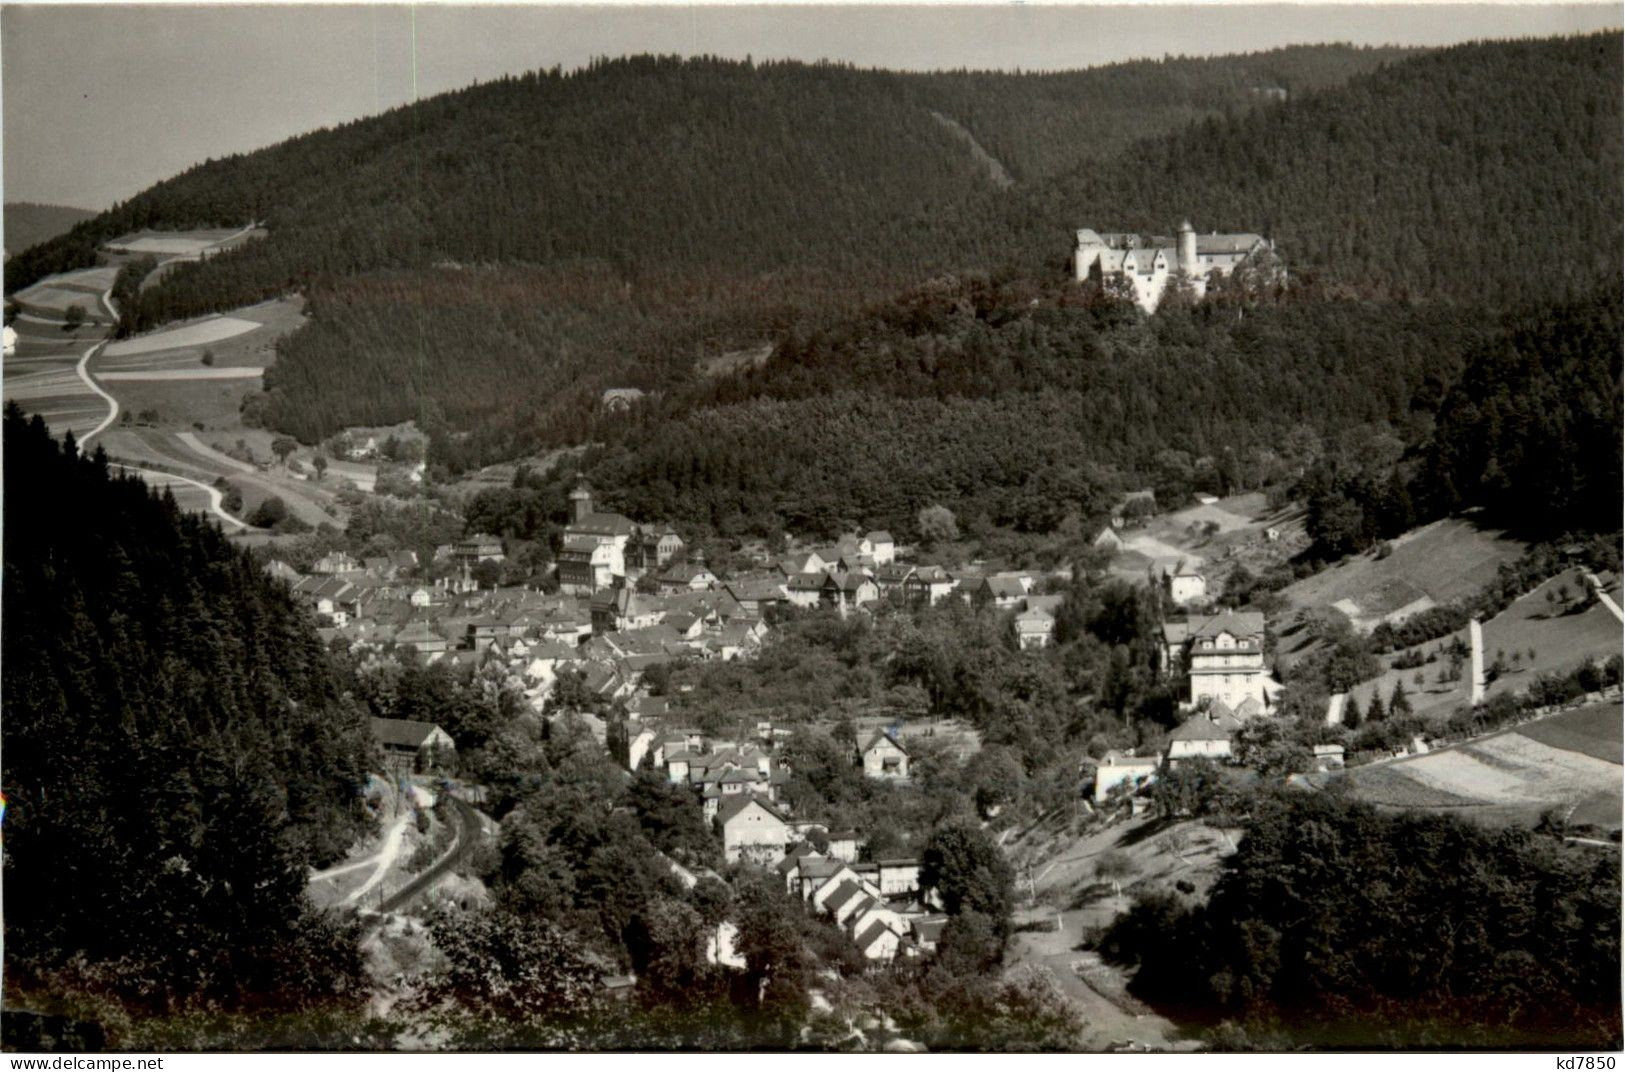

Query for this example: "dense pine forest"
[3,44,1413,300]
[1100,791,1622,1049]
[4,34,1619,533]
[0,408,377,1044]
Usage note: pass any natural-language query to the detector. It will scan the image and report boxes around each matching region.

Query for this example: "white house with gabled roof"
[860,731,909,780]
[718,794,791,864]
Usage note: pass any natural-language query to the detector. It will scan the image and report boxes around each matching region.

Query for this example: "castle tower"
[1177,219,1197,275]
[570,481,593,524]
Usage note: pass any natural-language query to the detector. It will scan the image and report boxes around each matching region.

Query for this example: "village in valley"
[7,194,1622,1053]
[270,448,1624,999]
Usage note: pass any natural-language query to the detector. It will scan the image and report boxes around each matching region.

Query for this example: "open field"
[1480,568,1623,681]
[1282,517,1526,626]
[99,367,264,381]
[10,266,118,320]
[88,297,300,430]
[1518,701,1622,763]
[106,235,224,256]
[79,294,341,526]
[103,378,254,430]
[104,225,264,257]
[1330,702,1624,831]
[12,286,110,317]
[98,425,342,528]
[103,315,261,357]
[14,264,120,292]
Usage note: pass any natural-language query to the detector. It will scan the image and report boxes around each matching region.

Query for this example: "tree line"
[1099,789,1621,1049]
[1,406,377,1040]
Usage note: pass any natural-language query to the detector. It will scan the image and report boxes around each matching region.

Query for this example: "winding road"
[10,249,264,532]
[109,462,249,530]
[76,342,120,446]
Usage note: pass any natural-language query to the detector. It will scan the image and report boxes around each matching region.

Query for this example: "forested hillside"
[5,45,1410,451]
[1101,791,1621,1049]
[1,407,376,1043]
[998,33,1623,304]
[3,45,1409,302]
[4,36,1618,513]
[554,275,1620,544]
[1421,288,1624,533]
[272,33,1618,471]
[563,279,1488,537]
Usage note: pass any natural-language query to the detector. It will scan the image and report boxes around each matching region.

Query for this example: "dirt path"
[111,463,250,530]
[136,431,341,528]
[1003,815,1210,1051]
[1585,573,1624,625]
[378,797,482,914]
[76,341,119,445]
[1007,905,1197,1051]
[344,815,413,905]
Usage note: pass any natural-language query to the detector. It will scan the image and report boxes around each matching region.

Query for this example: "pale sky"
[2,3,1620,209]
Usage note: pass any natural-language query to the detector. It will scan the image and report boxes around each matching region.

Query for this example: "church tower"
[570,481,593,524]
[1177,220,1197,276]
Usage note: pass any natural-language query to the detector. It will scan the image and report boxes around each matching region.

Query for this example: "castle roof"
[1195,233,1267,255]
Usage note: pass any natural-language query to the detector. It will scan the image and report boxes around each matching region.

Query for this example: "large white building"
[1179,610,1282,711]
[1074,221,1273,312]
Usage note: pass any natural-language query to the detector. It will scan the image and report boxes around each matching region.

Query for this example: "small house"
[372,717,456,772]
[1013,607,1056,650]
[1166,706,1241,764]
[864,531,897,566]
[1093,750,1159,803]
[854,919,903,962]
[861,732,910,780]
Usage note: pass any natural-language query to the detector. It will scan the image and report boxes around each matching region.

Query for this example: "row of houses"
[719,795,946,963]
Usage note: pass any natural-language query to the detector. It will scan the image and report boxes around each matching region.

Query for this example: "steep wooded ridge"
[3,46,1409,448]
[1100,792,1622,1049]
[3,45,1411,298]
[4,36,1619,499]
[996,33,1623,301]
[1,408,376,1036]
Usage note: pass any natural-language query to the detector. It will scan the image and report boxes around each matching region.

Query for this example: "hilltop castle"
[1074,221,1273,312]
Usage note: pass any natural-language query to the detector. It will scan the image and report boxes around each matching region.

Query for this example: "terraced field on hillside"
[1332,702,1623,832]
